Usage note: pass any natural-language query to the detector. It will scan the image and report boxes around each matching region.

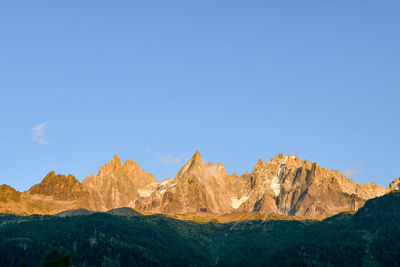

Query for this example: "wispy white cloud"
[157,154,182,165]
[32,121,50,145]
[342,166,363,177]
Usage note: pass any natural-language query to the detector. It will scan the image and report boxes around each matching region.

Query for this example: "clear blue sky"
[1,1,399,191]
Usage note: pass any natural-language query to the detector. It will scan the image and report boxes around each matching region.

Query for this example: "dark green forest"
[1,192,399,266]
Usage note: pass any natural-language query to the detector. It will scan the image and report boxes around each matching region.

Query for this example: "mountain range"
[1,152,399,220]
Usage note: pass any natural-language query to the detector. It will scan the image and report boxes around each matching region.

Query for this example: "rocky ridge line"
[0,152,398,220]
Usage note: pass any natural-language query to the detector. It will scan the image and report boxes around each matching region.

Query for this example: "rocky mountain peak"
[389,177,400,191]
[28,172,85,201]
[98,155,122,175]
[0,185,21,203]
[82,155,157,210]
[46,171,56,177]
[174,151,203,178]
[253,153,302,172]
[175,151,229,182]
[112,154,121,162]
[33,171,70,185]
[0,152,396,220]
[122,160,141,170]
[192,150,202,161]
[134,151,240,214]
[256,158,264,167]
[277,153,286,159]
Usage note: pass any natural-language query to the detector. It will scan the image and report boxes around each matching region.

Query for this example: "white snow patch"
[277,164,285,178]
[231,196,250,209]
[270,164,285,196]
[158,188,167,195]
[157,180,177,195]
[270,177,281,196]
[138,189,154,197]
[160,179,172,186]
[290,155,296,160]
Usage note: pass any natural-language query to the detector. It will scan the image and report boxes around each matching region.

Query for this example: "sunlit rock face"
[389,177,400,191]
[0,152,395,220]
[134,151,246,214]
[0,172,91,215]
[237,154,387,218]
[133,152,389,219]
[0,156,158,215]
[82,155,158,210]
[28,171,86,201]
[232,153,386,219]
[0,185,21,203]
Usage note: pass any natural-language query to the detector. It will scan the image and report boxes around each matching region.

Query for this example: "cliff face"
[82,155,158,210]
[134,151,245,214]
[0,156,157,215]
[0,152,396,220]
[28,171,86,201]
[236,154,387,218]
[135,152,389,219]
[0,185,21,203]
[389,177,400,191]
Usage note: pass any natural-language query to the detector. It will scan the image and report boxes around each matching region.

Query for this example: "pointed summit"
[98,155,122,175]
[187,151,206,169]
[28,172,84,201]
[191,151,202,161]
[173,151,231,186]
[46,171,56,177]
[0,184,21,202]
[178,151,203,172]
[81,155,157,210]
[278,153,286,159]
[112,155,121,164]
[123,159,140,169]
[174,151,205,180]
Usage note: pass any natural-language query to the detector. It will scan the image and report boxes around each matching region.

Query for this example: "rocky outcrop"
[82,155,158,210]
[0,185,21,203]
[234,154,387,218]
[0,152,397,220]
[133,152,391,219]
[389,177,400,191]
[28,171,87,201]
[0,156,157,215]
[134,151,245,214]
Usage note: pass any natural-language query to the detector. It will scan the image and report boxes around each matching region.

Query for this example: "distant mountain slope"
[0,192,399,266]
[0,152,398,220]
